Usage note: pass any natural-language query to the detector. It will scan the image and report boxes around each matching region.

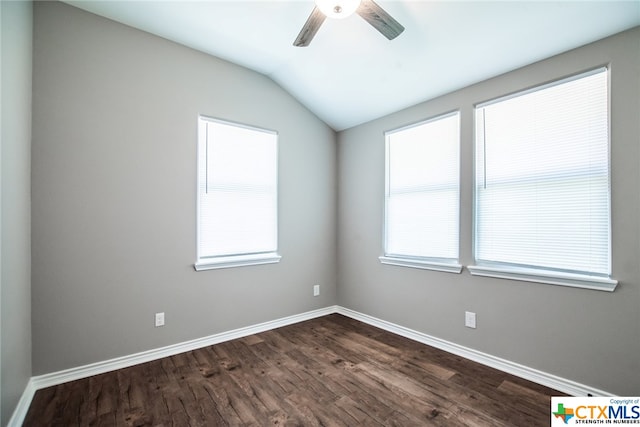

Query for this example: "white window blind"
[382,112,461,272]
[195,117,280,270]
[473,68,612,284]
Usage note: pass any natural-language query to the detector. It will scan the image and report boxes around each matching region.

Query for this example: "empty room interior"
[2,0,640,425]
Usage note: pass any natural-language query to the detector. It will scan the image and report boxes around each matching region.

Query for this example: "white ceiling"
[63,0,640,131]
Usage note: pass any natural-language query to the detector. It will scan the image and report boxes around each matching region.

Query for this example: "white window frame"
[380,111,462,274]
[195,116,281,271]
[469,68,617,291]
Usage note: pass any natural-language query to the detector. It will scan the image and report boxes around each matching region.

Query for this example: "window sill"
[467,264,618,292]
[379,256,463,274]
[195,253,282,271]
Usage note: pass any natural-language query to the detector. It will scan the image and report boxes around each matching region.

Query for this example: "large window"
[195,116,280,270]
[470,68,617,291]
[381,112,461,273]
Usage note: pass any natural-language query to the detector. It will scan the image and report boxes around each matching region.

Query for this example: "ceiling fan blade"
[294,6,326,47]
[357,0,404,40]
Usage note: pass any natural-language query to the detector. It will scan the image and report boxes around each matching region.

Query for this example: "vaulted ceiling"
[63,0,640,131]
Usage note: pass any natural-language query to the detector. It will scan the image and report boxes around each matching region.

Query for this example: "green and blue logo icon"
[553,403,575,424]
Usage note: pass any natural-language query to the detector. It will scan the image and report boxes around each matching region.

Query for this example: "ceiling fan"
[294,0,404,47]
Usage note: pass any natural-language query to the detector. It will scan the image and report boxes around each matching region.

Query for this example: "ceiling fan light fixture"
[294,0,404,47]
[315,0,361,19]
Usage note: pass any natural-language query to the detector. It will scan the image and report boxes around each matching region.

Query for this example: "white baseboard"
[336,306,613,397]
[9,304,612,426]
[6,379,36,427]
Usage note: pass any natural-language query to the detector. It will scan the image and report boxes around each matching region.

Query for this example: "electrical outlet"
[465,311,476,329]
[155,312,165,327]
[313,284,320,297]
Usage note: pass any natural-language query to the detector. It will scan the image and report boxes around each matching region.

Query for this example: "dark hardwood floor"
[24,314,563,426]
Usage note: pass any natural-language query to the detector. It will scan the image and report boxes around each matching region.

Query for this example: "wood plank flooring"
[23,314,564,426]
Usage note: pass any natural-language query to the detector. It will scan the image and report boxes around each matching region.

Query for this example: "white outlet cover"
[465,311,476,329]
[155,312,165,327]
[313,285,320,296]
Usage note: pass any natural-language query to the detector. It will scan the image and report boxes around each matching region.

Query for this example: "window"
[380,112,462,273]
[470,68,617,291]
[195,116,280,270]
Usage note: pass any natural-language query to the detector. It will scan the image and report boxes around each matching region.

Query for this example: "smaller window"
[380,112,462,273]
[195,116,280,271]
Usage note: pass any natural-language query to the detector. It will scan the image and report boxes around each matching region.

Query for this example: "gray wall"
[32,1,337,375]
[1,1,33,425]
[338,27,640,395]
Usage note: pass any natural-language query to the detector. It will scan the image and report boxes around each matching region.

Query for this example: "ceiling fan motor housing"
[315,0,361,19]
